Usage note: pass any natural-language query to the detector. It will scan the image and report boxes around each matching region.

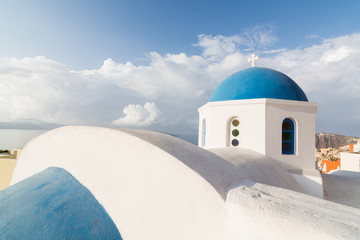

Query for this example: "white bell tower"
[198,64,317,170]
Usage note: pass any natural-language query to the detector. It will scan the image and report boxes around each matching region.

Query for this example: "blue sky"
[1,0,360,137]
[2,0,359,68]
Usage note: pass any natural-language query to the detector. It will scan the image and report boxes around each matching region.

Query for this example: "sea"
[0,129,198,150]
[0,129,48,150]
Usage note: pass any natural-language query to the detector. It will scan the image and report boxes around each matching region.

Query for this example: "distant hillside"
[315,133,359,150]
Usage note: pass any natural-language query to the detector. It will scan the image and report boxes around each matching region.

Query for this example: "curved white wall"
[226,181,360,240]
[209,147,304,193]
[9,126,360,239]
[11,126,228,240]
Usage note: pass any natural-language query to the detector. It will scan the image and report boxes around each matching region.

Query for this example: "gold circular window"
[232,119,239,127]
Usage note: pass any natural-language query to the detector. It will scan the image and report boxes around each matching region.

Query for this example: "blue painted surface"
[0,167,122,240]
[209,67,308,102]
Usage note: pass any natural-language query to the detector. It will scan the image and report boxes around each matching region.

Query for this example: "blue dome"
[209,67,308,102]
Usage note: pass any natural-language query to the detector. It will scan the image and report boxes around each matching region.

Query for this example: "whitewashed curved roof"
[9,126,360,239]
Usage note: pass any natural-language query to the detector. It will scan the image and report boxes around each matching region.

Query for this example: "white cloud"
[1,32,360,136]
[195,24,277,58]
[196,34,243,57]
[241,24,278,49]
[112,102,160,126]
[306,34,320,39]
[262,33,360,94]
[321,46,351,63]
[262,48,287,54]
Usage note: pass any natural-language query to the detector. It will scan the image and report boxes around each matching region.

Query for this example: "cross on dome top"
[248,54,259,67]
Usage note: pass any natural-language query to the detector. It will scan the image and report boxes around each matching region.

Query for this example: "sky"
[1,0,360,137]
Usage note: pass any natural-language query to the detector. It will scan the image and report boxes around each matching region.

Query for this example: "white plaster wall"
[199,99,317,170]
[341,152,360,172]
[199,100,266,154]
[265,99,317,170]
[354,142,360,152]
[209,148,304,193]
[322,170,360,208]
[289,171,323,198]
[11,126,229,240]
[226,181,360,240]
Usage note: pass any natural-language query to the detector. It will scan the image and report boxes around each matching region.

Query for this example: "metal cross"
[248,54,259,67]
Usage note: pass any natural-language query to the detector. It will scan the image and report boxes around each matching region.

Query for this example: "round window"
[232,129,239,137]
[231,139,239,146]
[232,119,239,127]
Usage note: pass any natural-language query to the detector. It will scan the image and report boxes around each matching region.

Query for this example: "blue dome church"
[198,56,320,197]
